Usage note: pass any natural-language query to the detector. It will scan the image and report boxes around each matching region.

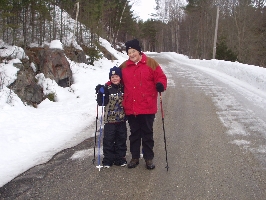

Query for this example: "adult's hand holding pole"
[156,82,164,92]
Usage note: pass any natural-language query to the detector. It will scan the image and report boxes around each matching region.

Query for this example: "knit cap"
[109,66,122,79]
[125,39,142,54]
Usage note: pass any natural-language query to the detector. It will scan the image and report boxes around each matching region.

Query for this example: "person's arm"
[154,66,167,92]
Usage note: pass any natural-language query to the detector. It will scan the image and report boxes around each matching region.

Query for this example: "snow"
[0,4,266,188]
[49,40,64,50]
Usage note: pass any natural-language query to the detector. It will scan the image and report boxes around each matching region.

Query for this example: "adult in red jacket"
[119,39,167,169]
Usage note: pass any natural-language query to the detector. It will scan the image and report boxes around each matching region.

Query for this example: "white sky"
[1,4,266,188]
[129,0,157,21]
[129,0,188,21]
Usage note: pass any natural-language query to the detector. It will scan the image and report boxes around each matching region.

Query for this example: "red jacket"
[119,53,167,115]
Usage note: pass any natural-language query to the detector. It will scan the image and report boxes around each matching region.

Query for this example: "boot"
[145,159,155,170]
[114,158,127,167]
[127,158,139,168]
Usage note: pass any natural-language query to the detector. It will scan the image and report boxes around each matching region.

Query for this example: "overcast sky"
[129,0,157,21]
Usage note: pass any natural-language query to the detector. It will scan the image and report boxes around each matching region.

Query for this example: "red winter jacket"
[119,53,167,115]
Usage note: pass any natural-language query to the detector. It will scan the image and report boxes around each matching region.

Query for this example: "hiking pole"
[159,92,169,171]
[96,87,105,171]
[92,103,98,164]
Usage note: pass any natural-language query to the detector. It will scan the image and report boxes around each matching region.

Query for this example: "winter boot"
[102,160,113,169]
[114,158,127,167]
[145,159,155,170]
[127,158,139,168]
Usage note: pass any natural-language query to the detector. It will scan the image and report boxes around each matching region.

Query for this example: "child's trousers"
[102,122,127,165]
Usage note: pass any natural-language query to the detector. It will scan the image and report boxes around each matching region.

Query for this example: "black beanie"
[125,39,142,54]
[109,66,122,79]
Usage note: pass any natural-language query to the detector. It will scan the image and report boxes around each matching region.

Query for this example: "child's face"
[110,75,121,85]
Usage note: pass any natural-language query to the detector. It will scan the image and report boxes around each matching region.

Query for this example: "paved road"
[1,53,266,199]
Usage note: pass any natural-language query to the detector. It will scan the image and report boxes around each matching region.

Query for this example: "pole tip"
[96,165,103,171]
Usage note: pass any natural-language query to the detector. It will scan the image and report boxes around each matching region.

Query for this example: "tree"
[216,36,237,61]
[0,0,265,67]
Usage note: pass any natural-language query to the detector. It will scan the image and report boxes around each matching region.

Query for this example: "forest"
[0,0,265,67]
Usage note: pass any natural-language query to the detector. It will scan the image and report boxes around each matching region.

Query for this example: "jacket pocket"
[141,92,156,109]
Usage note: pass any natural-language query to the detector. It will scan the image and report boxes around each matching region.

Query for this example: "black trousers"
[103,122,127,165]
[127,114,155,160]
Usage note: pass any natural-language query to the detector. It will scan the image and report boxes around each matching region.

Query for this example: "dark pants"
[127,114,155,160]
[103,122,127,165]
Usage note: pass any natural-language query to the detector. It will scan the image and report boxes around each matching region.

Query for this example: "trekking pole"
[96,87,105,171]
[92,103,98,164]
[159,92,169,171]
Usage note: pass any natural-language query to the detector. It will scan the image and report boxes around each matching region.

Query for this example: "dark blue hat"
[125,39,142,54]
[109,66,122,79]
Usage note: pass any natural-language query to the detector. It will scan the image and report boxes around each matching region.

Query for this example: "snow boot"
[127,158,139,168]
[114,158,127,167]
[145,159,155,170]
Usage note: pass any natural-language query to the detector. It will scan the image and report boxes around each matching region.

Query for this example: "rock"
[8,47,75,106]
[64,47,88,64]
[38,48,73,87]
[9,60,44,106]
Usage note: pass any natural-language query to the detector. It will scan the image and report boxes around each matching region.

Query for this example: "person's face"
[110,75,121,85]
[128,48,141,63]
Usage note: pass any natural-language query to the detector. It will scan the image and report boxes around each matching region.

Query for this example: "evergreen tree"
[216,37,237,62]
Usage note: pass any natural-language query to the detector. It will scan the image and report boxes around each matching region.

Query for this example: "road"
[1,53,266,199]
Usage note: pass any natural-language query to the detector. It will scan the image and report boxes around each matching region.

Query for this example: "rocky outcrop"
[36,48,73,87]
[3,40,116,107]
[64,47,88,64]
[9,60,44,106]
[9,47,74,106]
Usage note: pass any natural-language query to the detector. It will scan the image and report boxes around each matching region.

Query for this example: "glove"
[95,84,104,94]
[156,82,164,92]
[96,86,109,106]
[99,86,105,94]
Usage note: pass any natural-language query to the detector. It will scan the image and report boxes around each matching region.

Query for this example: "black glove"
[156,82,164,92]
[96,86,109,106]
[95,84,104,94]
